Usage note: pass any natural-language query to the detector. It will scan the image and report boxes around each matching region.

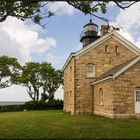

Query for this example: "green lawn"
[0,110,140,138]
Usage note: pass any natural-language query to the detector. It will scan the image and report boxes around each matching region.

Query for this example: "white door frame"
[134,89,140,113]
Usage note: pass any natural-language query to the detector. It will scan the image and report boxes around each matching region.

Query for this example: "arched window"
[87,64,95,78]
[115,46,119,54]
[105,45,109,53]
[99,88,104,105]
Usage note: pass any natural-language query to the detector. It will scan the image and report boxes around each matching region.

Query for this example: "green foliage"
[0,100,63,112]
[0,104,25,112]
[0,55,63,102]
[0,1,136,26]
[25,101,47,110]
[19,62,63,101]
[24,99,63,110]
[46,99,63,109]
[41,93,48,102]
[0,55,21,88]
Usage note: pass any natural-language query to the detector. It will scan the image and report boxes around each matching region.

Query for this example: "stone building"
[62,20,140,118]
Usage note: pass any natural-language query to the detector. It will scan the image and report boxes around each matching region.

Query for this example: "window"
[87,64,95,77]
[135,90,140,102]
[99,88,104,105]
[105,45,109,53]
[115,46,119,54]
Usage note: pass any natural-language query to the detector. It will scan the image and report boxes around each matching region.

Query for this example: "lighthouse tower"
[80,19,100,47]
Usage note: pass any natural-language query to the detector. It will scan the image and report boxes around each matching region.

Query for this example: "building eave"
[91,56,140,85]
[62,53,75,72]
[91,76,113,85]
[62,31,140,71]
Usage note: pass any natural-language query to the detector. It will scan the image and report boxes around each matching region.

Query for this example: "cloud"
[111,2,140,31]
[110,2,140,48]
[0,16,56,63]
[0,16,63,101]
[48,2,76,16]
[107,1,116,7]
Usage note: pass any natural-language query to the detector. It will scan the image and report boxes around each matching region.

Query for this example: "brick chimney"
[100,25,109,37]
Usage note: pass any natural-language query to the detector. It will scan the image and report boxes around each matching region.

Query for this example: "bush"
[24,99,63,110]
[0,99,63,112]
[24,101,47,110]
[46,99,63,109]
[0,104,25,112]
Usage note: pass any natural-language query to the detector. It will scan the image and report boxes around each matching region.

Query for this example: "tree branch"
[113,1,137,10]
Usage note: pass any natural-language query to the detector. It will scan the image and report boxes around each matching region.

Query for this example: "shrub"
[24,99,63,110]
[46,99,63,109]
[0,99,63,112]
[0,104,25,112]
[24,101,47,110]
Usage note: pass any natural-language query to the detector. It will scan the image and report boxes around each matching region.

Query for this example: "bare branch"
[113,1,137,10]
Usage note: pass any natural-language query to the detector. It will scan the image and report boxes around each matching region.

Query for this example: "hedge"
[0,99,63,112]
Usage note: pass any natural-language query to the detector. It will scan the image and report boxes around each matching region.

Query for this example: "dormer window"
[105,45,109,53]
[115,46,119,54]
[87,64,95,78]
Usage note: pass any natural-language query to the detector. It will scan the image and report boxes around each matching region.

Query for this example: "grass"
[0,110,140,138]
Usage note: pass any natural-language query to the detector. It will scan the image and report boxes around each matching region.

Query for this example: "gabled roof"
[62,31,140,71]
[91,56,140,85]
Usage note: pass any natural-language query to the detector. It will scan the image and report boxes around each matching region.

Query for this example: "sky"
[0,1,140,101]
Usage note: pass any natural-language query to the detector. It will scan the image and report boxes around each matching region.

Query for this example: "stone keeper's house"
[62,20,140,118]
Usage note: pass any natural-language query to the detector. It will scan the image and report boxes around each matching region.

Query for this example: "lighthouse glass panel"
[84,25,97,32]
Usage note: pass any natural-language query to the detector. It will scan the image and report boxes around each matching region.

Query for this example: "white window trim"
[134,89,140,102]
[87,64,95,78]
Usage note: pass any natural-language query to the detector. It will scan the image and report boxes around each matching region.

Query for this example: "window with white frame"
[87,64,95,77]
[99,88,104,105]
[135,90,140,102]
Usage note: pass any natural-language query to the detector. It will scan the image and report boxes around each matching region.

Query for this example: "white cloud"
[48,2,76,16]
[0,16,56,63]
[107,1,116,7]
[110,2,140,48]
[0,16,63,101]
[111,2,140,31]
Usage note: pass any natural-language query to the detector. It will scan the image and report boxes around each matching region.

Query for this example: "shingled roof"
[91,56,140,85]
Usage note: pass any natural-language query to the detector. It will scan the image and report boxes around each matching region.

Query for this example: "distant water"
[0,102,25,106]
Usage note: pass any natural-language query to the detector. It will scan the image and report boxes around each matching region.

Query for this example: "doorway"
[134,89,140,113]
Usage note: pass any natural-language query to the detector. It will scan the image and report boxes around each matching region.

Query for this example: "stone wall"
[112,61,140,115]
[94,79,114,117]
[74,37,137,114]
[63,57,75,114]
[93,62,140,118]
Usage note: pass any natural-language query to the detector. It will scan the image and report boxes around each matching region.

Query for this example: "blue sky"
[0,1,140,101]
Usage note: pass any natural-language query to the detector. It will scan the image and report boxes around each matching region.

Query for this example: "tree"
[40,62,63,101]
[0,1,137,27]
[21,62,42,101]
[0,55,21,89]
[21,62,63,101]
